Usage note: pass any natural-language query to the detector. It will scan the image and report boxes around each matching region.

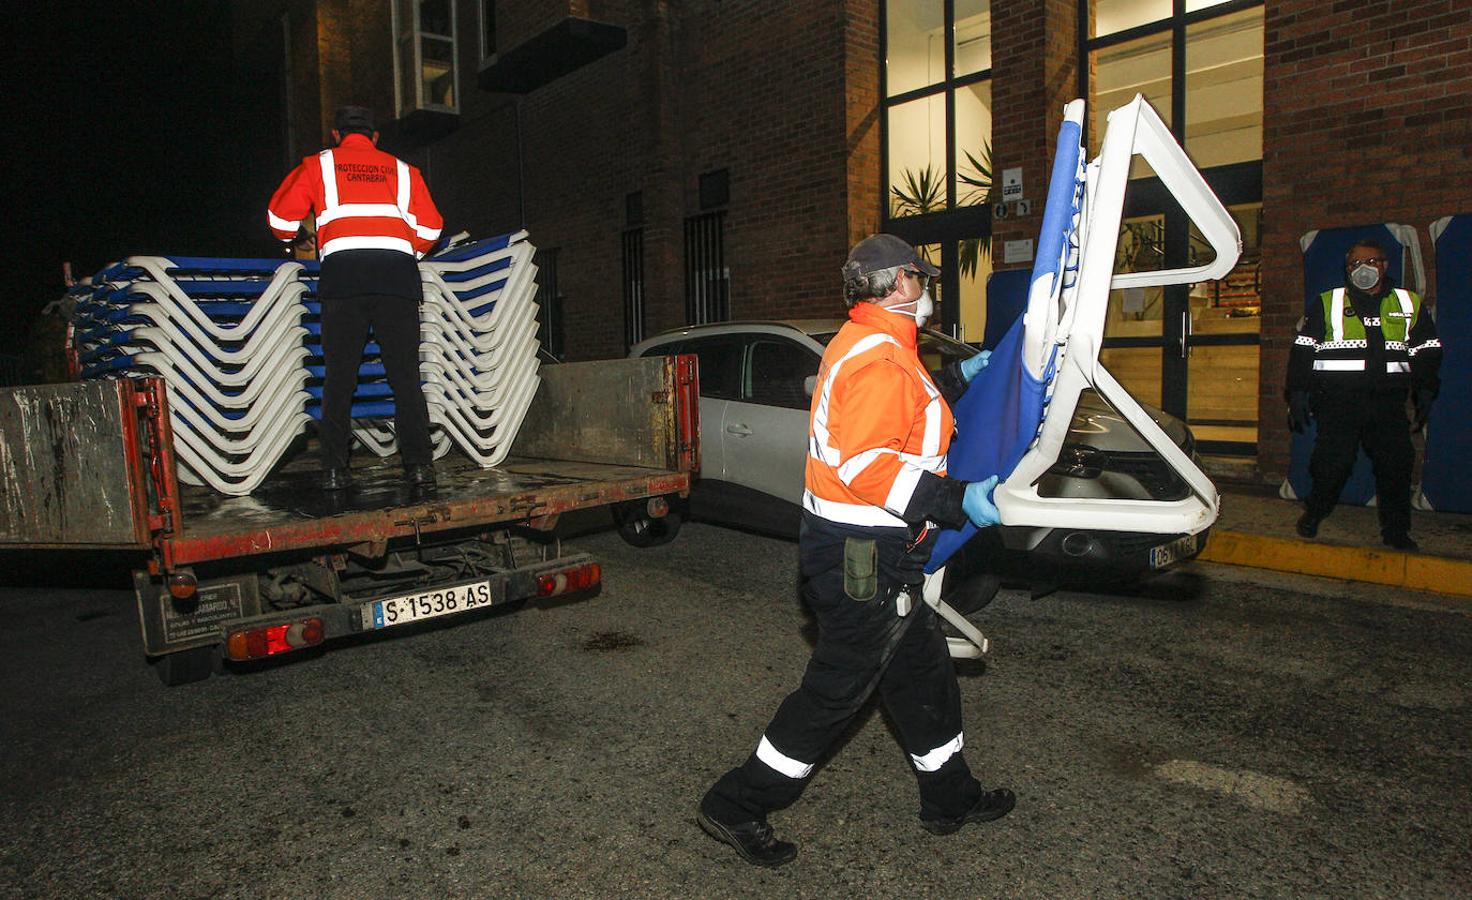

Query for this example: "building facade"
[233,0,1472,481]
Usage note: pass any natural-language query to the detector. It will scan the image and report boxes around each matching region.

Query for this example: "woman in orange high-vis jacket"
[267,106,443,492]
[698,234,1014,867]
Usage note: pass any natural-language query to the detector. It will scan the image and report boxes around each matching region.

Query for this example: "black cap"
[333,105,375,135]
[841,233,940,281]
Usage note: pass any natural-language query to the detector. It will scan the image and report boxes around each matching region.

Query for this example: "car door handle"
[725,423,753,437]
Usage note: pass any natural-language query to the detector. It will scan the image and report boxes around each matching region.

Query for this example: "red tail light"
[537,562,602,598]
[226,618,325,661]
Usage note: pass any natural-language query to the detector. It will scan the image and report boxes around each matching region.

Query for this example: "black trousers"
[1306,387,1413,538]
[318,294,433,469]
[702,517,982,825]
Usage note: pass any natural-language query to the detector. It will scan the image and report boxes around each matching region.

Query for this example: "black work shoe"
[321,467,352,491]
[1295,513,1320,539]
[405,463,437,487]
[696,810,797,868]
[920,787,1017,836]
[1383,533,1419,552]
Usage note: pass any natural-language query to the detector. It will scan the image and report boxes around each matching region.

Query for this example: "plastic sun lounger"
[996,94,1235,536]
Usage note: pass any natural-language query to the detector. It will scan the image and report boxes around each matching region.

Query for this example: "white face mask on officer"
[887,290,933,326]
[1349,262,1382,292]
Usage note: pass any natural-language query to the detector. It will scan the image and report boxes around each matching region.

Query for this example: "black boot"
[321,467,353,491]
[405,463,437,488]
[920,787,1016,835]
[696,808,797,868]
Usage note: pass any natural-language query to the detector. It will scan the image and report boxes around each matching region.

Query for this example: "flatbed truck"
[0,356,697,684]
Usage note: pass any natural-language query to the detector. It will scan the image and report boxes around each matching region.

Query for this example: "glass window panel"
[747,340,820,410]
[954,80,993,207]
[683,336,744,400]
[419,0,452,37]
[1187,346,1257,444]
[1106,211,1166,344]
[421,36,455,108]
[886,0,945,96]
[1091,31,1170,174]
[1186,8,1264,168]
[1099,347,1163,407]
[954,0,992,76]
[1092,0,1170,38]
[397,33,417,111]
[1185,0,1236,11]
[958,238,992,344]
[888,95,947,218]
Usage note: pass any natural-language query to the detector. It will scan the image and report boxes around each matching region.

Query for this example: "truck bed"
[2,355,698,568]
[166,450,689,566]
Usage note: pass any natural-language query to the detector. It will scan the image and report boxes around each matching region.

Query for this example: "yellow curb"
[1198,529,1472,599]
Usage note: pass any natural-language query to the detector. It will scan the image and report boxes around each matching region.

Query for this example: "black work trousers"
[318,294,433,469]
[702,517,982,825]
[1306,387,1413,538]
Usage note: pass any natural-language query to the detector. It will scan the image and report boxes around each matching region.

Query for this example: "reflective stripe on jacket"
[803,303,954,528]
[1286,284,1443,397]
[267,133,443,258]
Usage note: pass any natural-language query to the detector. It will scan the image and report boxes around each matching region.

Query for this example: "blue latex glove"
[960,350,992,383]
[962,475,1001,527]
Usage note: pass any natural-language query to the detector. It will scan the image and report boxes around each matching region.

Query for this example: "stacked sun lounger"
[68,231,541,495]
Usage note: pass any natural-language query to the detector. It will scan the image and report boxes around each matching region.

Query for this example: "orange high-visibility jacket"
[267,133,443,258]
[804,302,955,528]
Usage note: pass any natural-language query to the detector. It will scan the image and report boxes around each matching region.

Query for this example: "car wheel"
[940,568,1002,617]
[614,499,684,548]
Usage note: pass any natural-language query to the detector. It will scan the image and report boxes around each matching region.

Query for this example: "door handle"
[725,423,753,437]
[1180,309,1192,358]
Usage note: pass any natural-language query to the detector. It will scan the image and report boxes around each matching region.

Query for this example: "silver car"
[621,319,1204,603]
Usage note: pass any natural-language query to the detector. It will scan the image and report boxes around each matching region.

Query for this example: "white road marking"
[1154,759,1312,814]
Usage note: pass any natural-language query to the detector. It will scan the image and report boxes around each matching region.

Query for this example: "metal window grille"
[622,229,646,350]
[534,247,564,361]
[684,210,728,325]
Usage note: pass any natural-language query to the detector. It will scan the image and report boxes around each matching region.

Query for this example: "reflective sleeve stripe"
[395,160,442,241]
[1394,289,1414,318]
[1328,289,1345,342]
[836,446,897,485]
[1318,339,1367,351]
[1361,317,1381,327]
[1384,341,1407,352]
[810,332,901,466]
[1386,361,1410,373]
[315,203,409,226]
[268,210,300,234]
[756,735,813,780]
[884,464,923,517]
[319,150,338,207]
[319,235,415,257]
[1294,334,1319,347]
[917,372,942,456]
[910,732,964,773]
[1313,359,1365,371]
[803,490,908,527]
[1409,338,1442,355]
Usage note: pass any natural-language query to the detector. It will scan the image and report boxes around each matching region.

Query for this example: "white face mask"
[888,289,934,326]
[1349,263,1381,292]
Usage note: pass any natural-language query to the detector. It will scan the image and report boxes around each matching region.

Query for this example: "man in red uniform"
[268,105,444,490]
[697,234,1014,867]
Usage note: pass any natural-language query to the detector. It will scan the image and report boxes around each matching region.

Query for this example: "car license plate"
[1149,534,1198,570]
[367,580,493,629]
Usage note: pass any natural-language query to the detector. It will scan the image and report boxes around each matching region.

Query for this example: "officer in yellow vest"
[1285,239,1442,551]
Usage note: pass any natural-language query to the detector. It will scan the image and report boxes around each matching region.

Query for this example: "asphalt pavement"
[1,520,1469,898]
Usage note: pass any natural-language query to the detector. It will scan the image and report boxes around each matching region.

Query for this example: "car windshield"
[808,328,979,371]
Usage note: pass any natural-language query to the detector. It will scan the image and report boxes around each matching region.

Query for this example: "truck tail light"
[226,617,325,661]
[168,570,198,600]
[537,562,601,598]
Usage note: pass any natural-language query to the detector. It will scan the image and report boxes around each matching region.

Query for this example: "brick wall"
[1259,0,1472,477]
[987,0,1079,268]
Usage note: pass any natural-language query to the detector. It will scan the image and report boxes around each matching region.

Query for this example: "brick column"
[1258,0,1472,478]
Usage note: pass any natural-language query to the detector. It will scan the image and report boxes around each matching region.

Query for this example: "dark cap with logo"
[842,233,940,281]
[333,105,376,135]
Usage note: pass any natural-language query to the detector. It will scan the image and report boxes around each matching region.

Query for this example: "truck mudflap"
[136,553,600,662]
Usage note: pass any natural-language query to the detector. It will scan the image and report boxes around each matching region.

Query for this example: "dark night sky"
[3,1,276,358]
